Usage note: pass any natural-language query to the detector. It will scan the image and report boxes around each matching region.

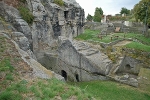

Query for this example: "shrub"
[18,6,34,24]
[54,0,64,6]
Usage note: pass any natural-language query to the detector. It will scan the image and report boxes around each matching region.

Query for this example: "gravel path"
[113,40,131,47]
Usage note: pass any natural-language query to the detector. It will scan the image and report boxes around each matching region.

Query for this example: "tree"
[133,0,150,36]
[93,7,103,22]
[120,7,130,15]
[133,0,150,25]
[86,14,93,22]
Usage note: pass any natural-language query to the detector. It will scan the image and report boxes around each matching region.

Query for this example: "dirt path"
[113,40,131,47]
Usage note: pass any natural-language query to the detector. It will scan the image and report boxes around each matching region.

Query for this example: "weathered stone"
[11,32,36,59]
[116,56,142,75]
[129,78,138,87]
[0,2,32,43]
[12,38,64,81]
[120,74,129,80]
[55,36,112,81]
[12,32,30,51]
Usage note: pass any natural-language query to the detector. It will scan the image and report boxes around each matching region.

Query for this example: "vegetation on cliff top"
[18,6,34,24]
[54,0,64,6]
[17,0,34,24]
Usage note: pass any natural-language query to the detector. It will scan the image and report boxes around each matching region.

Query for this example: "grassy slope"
[125,42,150,52]
[0,34,92,100]
[70,81,150,100]
[139,68,150,93]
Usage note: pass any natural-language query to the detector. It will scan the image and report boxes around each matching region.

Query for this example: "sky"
[75,0,140,17]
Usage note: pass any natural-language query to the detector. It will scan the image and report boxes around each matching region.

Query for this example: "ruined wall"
[116,56,142,75]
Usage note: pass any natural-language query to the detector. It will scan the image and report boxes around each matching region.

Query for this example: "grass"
[0,78,92,100]
[54,0,64,6]
[75,29,150,53]
[18,6,34,24]
[75,29,115,43]
[125,42,150,52]
[0,91,22,100]
[0,59,14,72]
[30,79,92,100]
[75,29,100,40]
[138,68,150,93]
[76,29,150,45]
[70,81,150,100]
[136,36,150,45]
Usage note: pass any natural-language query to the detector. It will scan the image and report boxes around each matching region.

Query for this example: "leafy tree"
[133,0,150,25]
[86,14,93,21]
[120,7,130,15]
[133,0,150,36]
[93,7,103,22]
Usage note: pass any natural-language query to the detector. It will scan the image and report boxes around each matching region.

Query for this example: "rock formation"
[0,0,113,82]
[0,0,147,87]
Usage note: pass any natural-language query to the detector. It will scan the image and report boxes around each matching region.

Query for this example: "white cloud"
[76,0,140,17]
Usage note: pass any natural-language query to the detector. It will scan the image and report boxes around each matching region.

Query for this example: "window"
[75,74,79,82]
[64,11,69,19]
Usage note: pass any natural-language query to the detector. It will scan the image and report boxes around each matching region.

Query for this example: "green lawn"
[75,29,114,43]
[70,81,150,100]
[75,29,150,52]
[76,29,150,45]
[125,42,150,52]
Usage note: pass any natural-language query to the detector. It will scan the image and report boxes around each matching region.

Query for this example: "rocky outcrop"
[13,39,64,80]
[0,0,85,57]
[26,0,84,56]
[11,32,36,59]
[0,0,114,82]
[55,37,112,81]
[0,2,32,43]
[0,2,34,58]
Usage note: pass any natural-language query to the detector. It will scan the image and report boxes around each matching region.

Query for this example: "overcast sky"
[75,0,140,17]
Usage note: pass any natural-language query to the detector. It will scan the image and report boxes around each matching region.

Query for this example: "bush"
[18,6,34,24]
[54,0,64,6]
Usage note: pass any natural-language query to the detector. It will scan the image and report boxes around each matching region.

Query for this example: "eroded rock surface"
[55,37,112,81]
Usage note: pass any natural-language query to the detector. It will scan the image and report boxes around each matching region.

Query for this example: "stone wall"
[85,22,144,34]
